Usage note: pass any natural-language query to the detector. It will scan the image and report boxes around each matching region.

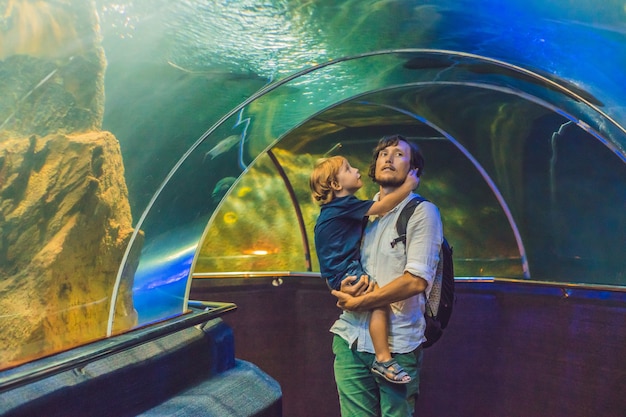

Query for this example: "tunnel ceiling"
[274,52,625,162]
[194,50,626,283]
[99,5,626,328]
[122,49,626,328]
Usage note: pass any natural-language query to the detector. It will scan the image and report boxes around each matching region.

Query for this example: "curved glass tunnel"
[0,0,625,395]
[123,50,626,327]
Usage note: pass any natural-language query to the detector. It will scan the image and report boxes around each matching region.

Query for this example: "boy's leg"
[370,307,411,384]
[332,335,379,417]
[378,347,423,417]
[370,306,391,362]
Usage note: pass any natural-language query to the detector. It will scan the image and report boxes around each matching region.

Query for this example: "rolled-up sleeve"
[403,201,443,292]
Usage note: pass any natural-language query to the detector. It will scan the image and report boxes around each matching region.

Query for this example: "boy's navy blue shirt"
[314,195,374,288]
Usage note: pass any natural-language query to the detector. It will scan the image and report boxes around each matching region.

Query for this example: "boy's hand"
[333,275,375,311]
[339,275,372,297]
[406,169,420,190]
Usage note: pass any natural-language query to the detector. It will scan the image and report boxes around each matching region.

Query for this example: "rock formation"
[0,0,139,369]
[0,132,139,367]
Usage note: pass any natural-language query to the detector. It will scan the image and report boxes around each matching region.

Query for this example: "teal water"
[96,0,626,217]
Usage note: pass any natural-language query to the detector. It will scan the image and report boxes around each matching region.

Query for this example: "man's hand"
[334,272,428,312]
[332,289,363,311]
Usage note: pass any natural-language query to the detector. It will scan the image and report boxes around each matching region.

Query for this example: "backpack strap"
[391,196,435,312]
[391,196,428,248]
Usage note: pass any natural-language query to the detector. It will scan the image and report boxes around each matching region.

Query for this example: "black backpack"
[392,196,455,348]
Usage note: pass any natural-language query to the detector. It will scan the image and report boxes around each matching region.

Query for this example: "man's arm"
[332,272,427,311]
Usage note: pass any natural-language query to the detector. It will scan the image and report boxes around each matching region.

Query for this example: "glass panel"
[194,152,310,272]
[0,1,137,370]
[269,101,530,279]
[532,124,626,283]
[192,62,625,287]
[128,50,626,329]
[125,53,456,327]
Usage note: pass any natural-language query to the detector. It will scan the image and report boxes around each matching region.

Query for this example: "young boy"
[310,155,418,384]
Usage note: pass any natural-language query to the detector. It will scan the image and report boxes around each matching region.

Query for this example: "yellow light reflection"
[242,249,266,256]
[237,186,252,197]
[223,211,237,224]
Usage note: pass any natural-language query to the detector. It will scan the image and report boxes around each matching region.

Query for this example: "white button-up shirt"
[330,193,443,353]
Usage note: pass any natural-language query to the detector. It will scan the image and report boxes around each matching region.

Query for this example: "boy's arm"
[365,170,418,216]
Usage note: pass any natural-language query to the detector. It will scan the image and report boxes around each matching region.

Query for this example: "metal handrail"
[192,271,626,294]
[0,301,236,393]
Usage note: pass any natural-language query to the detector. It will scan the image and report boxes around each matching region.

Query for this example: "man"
[331,134,444,416]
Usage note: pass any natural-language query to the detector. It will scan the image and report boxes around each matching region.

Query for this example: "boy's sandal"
[371,359,412,384]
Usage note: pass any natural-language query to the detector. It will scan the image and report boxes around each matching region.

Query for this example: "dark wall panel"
[191,279,626,417]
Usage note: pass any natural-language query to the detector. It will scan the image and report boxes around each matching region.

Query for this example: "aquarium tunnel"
[0,1,625,417]
[127,47,626,322]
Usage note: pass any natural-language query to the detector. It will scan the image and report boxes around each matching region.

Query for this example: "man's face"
[374,140,412,187]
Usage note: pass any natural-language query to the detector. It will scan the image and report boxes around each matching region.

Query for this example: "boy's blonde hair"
[309,156,346,205]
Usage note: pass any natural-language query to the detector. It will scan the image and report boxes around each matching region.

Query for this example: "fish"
[204,135,241,161]
[464,63,603,106]
[211,176,237,202]
[167,60,268,83]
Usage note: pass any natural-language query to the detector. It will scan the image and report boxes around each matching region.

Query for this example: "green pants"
[332,335,423,417]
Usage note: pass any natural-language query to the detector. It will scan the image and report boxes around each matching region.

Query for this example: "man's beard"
[375,175,406,188]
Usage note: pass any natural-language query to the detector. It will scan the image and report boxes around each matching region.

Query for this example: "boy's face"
[335,160,363,194]
[374,140,412,187]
